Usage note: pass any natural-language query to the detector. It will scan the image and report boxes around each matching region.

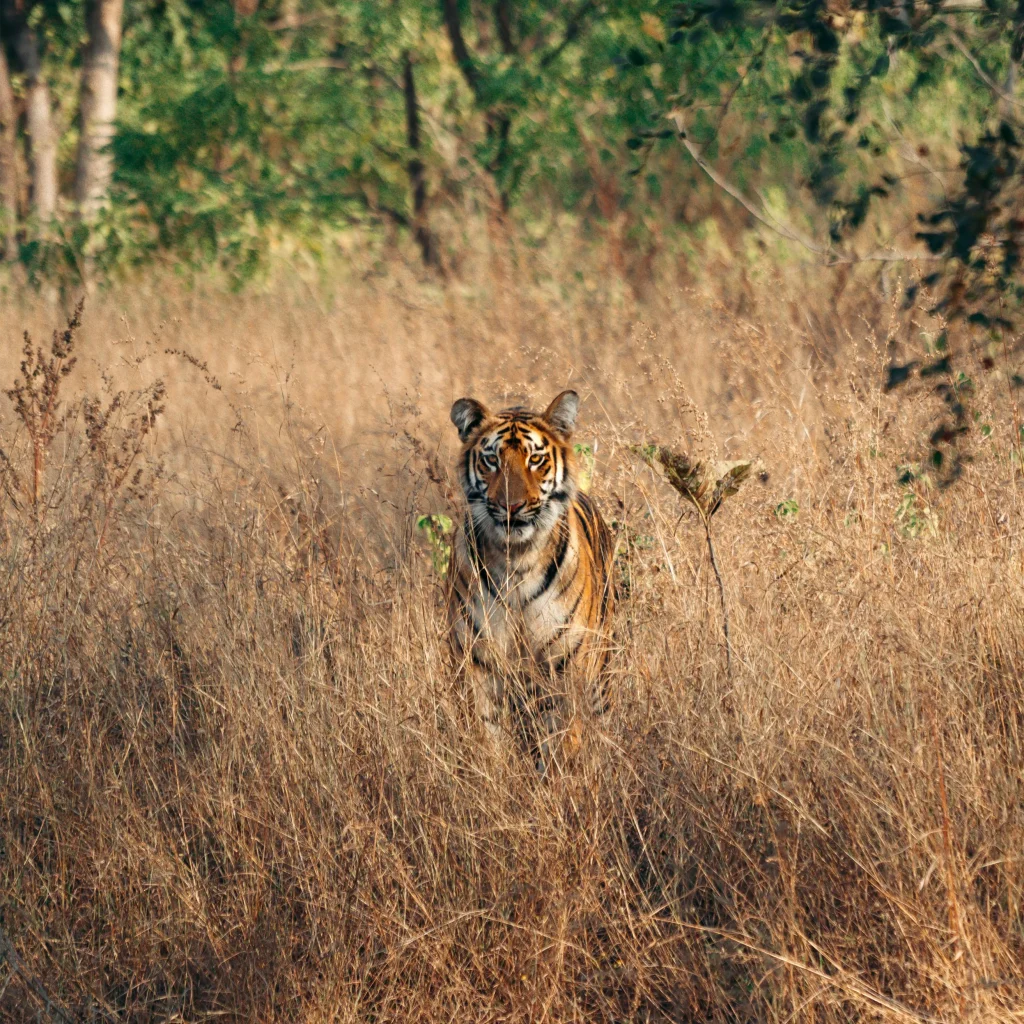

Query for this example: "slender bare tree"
[0,26,17,257]
[1,1,56,224]
[74,0,124,220]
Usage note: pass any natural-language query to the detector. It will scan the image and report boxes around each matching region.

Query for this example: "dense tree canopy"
[0,0,1019,309]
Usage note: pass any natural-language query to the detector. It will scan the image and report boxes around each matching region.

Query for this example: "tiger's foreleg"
[532,640,610,773]
[466,650,505,748]
[533,691,565,775]
[523,664,570,775]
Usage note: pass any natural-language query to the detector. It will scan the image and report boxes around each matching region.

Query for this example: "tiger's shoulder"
[569,491,615,571]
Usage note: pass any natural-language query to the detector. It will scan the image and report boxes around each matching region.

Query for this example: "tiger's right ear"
[450,398,489,442]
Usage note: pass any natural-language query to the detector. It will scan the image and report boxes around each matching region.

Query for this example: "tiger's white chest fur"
[452,518,585,669]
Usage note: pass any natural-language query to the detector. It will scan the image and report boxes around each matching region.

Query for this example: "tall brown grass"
[1,255,1022,1022]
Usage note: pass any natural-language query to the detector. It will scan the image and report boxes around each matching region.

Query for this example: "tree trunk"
[494,0,515,54]
[74,0,124,220]
[440,0,517,210]
[2,1,57,224]
[440,0,480,97]
[403,53,439,269]
[0,32,17,257]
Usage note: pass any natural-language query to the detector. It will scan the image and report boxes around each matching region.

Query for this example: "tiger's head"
[450,390,580,547]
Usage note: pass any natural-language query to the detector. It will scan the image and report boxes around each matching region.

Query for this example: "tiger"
[446,389,616,769]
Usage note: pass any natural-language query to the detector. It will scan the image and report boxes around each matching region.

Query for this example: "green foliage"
[915,122,1024,328]
[894,491,939,539]
[416,512,453,576]
[0,0,1020,293]
[774,498,799,520]
[106,0,423,279]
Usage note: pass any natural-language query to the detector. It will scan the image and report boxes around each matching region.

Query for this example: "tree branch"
[495,0,515,55]
[713,24,773,138]
[946,28,1024,108]
[675,128,824,250]
[377,204,410,227]
[440,0,481,98]
[539,0,598,68]
[673,126,941,265]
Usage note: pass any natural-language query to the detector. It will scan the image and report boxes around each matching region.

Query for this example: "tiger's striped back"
[446,390,615,766]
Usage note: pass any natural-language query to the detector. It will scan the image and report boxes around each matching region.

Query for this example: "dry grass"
[1,254,1023,1023]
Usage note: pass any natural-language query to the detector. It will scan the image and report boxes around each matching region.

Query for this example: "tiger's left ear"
[543,390,579,439]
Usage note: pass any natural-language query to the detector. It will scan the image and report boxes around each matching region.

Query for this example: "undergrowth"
[0,285,1022,1023]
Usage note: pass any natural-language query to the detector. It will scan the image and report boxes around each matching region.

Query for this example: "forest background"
[0,0,1018,307]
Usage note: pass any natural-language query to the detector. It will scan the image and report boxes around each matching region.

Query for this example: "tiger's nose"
[501,499,525,516]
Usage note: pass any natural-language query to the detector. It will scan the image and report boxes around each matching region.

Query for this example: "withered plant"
[635,443,752,675]
[1,301,82,516]
[0,302,166,571]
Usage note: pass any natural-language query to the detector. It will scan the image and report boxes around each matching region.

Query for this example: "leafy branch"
[945,28,1024,111]
[668,124,942,266]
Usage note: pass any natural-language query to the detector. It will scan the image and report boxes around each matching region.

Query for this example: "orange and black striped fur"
[447,390,615,767]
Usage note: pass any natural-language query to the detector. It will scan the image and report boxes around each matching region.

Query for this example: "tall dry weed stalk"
[2,301,82,515]
[1,302,166,547]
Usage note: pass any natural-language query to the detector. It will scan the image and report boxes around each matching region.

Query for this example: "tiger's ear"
[543,390,579,439]
[450,398,489,442]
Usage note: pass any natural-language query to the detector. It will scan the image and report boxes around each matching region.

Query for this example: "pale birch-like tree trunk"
[74,0,124,220]
[0,31,17,257]
[2,1,57,223]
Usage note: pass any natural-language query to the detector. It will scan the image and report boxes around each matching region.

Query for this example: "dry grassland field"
[1,255,1023,1023]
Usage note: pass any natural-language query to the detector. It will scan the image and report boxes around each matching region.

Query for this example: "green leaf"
[774,499,799,520]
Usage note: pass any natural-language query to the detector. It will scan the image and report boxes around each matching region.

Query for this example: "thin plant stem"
[698,505,731,677]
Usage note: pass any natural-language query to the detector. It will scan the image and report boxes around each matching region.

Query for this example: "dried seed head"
[633,443,753,518]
